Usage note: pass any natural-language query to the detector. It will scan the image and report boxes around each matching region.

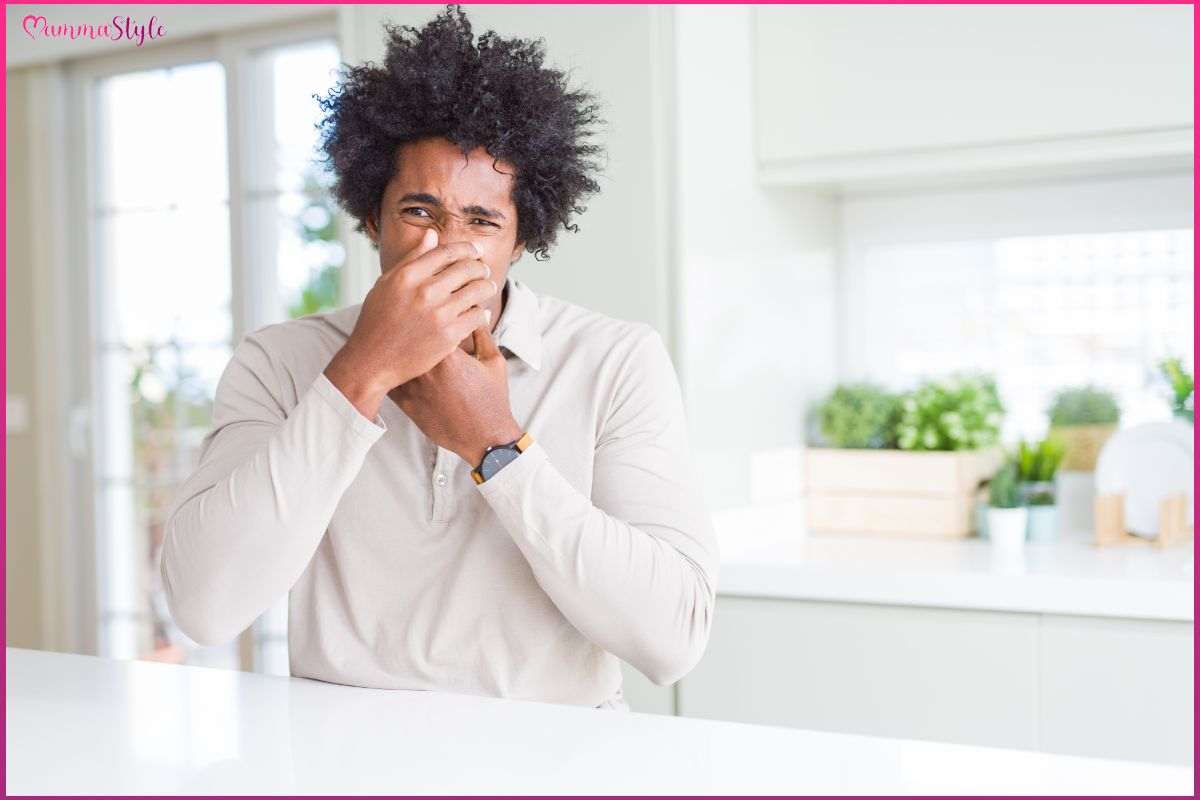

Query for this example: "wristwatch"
[471,431,534,484]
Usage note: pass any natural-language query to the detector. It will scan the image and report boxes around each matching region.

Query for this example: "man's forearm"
[473,439,719,686]
[160,373,386,646]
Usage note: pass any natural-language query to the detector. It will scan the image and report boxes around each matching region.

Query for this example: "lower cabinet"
[669,595,1193,766]
[1037,614,1193,765]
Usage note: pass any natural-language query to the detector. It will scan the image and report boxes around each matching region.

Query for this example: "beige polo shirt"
[160,275,720,709]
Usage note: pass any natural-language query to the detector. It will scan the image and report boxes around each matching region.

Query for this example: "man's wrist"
[323,347,391,422]
[463,418,525,468]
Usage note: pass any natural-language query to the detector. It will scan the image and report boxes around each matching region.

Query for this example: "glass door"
[81,24,343,673]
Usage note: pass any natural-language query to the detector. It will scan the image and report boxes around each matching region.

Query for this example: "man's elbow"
[158,535,241,648]
[642,591,716,686]
[642,632,709,686]
[167,602,241,648]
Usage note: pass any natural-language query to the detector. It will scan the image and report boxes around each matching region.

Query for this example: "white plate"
[1094,421,1194,538]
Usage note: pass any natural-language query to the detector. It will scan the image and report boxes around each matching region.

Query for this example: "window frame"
[62,13,341,671]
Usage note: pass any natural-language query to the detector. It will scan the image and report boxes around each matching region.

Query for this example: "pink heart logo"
[22,14,45,39]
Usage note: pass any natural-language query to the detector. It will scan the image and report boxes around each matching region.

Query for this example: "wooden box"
[803,447,1004,538]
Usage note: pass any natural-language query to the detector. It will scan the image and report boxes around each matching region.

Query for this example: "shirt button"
[434,473,447,487]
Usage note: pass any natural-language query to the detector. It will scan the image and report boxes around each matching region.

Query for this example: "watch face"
[480,446,521,480]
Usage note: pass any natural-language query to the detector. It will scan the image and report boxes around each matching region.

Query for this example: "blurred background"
[5,2,1194,768]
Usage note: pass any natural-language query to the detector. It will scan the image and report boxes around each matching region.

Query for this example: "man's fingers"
[399,239,483,283]
[414,227,438,259]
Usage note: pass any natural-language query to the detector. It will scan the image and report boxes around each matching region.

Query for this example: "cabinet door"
[755,6,1193,166]
[1039,615,1194,766]
[678,596,1039,749]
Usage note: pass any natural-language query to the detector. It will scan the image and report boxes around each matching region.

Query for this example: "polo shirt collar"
[492,275,543,372]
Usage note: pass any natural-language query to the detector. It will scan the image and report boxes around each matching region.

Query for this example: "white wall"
[6,67,44,649]
[674,6,839,509]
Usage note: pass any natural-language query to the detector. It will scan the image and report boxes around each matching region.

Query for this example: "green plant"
[988,461,1021,509]
[1159,357,1194,424]
[816,384,902,449]
[1016,437,1066,505]
[1047,386,1120,427]
[895,373,1004,451]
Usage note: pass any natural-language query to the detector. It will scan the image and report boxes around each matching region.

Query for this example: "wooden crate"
[803,447,1003,538]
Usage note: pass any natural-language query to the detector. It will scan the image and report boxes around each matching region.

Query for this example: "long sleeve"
[474,326,720,686]
[159,335,387,647]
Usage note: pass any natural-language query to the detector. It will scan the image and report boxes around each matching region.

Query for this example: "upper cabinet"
[754,5,1194,189]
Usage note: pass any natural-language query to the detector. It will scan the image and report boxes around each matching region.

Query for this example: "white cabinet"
[677,596,1193,766]
[754,6,1194,187]
[1039,614,1194,765]
[678,597,1040,749]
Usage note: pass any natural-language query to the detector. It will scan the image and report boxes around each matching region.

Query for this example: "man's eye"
[472,219,497,227]
[402,207,431,218]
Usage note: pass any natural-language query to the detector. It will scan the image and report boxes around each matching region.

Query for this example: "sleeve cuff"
[310,372,388,442]
[473,438,547,499]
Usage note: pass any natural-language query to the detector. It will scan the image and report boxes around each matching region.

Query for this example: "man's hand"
[388,323,523,468]
[323,228,498,420]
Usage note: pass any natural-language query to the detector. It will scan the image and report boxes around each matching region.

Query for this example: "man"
[160,4,718,711]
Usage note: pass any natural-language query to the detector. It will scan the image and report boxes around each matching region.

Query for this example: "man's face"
[366,136,524,287]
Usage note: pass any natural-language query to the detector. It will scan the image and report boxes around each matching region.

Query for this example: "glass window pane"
[99,62,228,210]
[93,61,236,670]
[245,39,344,327]
[101,205,232,345]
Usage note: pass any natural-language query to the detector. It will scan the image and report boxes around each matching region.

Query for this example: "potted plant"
[895,372,1005,452]
[817,383,901,449]
[986,460,1026,553]
[1047,386,1120,471]
[1159,357,1194,424]
[1016,437,1067,542]
[805,373,1004,538]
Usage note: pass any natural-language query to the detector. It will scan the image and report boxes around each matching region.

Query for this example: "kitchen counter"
[713,502,1194,621]
[5,647,1192,795]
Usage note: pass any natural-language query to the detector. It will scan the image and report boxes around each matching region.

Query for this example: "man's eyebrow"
[463,204,506,221]
[398,192,506,221]
[398,192,442,208]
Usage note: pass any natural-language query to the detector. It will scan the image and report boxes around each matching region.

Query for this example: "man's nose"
[440,216,481,240]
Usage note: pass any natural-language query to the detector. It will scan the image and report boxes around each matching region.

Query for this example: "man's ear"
[365,212,379,244]
[509,240,525,265]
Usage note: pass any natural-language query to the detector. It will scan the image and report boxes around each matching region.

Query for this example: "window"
[73,18,342,674]
[839,173,1194,443]
[851,229,1193,440]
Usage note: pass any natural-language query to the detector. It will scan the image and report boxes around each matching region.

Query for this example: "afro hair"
[314,4,607,261]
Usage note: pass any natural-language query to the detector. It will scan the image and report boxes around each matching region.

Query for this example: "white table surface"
[5,647,1192,795]
[713,502,1195,621]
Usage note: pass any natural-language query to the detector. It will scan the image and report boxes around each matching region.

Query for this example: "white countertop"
[5,647,1192,795]
[713,502,1194,621]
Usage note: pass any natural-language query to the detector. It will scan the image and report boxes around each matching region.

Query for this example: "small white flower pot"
[987,506,1028,553]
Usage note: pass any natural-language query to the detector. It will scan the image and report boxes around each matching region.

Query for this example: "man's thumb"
[472,317,502,360]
